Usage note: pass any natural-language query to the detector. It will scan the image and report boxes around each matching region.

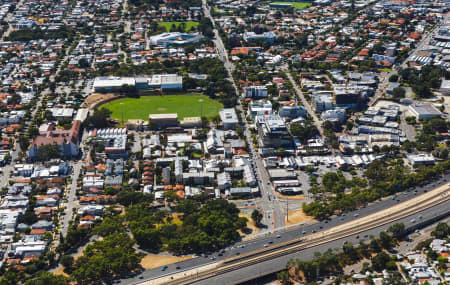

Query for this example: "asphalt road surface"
[120,174,450,285]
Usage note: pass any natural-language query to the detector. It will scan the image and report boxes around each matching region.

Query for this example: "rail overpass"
[138,180,450,285]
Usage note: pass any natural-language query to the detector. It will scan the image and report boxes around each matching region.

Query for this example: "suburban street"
[286,71,325,137]
[202,0,285,232]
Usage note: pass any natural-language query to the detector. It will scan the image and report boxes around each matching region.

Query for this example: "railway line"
[147,183,450,285]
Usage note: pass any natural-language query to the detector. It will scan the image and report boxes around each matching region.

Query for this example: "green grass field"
[158,21,199,32]
[272,1,312,9]
[100,94,223,121]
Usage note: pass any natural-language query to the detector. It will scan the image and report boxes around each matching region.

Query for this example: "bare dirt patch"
[140,254,193,270]
[82,93,119,109]
[285,208,315,226]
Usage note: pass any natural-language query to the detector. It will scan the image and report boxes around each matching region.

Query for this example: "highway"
[143,178,450,285]
[119,174,450,285]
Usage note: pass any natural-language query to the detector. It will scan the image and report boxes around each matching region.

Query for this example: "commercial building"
[149,32,204,47]
[243,32,276,43]
[93,75,182,92]
[244,86,268,98]
[180,117,202,128]
[408,103,442,119]
[256,114,291,147]
[147,74,183,90]
[219,108,239,129]
[279,106,307,119]
[439,80,450,96]
[90,128,128,159]
[407,153,435,166]
[149,113,179,128]
[248,100,273,116]
[93,77,135,92]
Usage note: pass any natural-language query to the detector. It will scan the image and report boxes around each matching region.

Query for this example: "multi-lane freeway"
[118,173,450,285]
[142,178,450,285]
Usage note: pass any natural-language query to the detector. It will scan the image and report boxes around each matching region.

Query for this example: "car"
[411,219,416,223]
[356,235,359,239]
[354,214,359,217]
[268,241,273,244]
[312,230,316,233]
[276,234,281,238]
[236,252,240,255]
[139,276,144,279]
[319,226,323,229]
[302,230,306,234]
[161,265,168,271]
[264,244,268,247]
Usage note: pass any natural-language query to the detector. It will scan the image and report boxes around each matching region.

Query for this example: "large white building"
[93,77,136,92]
[93,75,182,92]
[149,32,204,47]
[147,74,183,90]
[408,103,441,119]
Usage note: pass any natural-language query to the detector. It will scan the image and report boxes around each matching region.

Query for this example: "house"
[31,220,53,230]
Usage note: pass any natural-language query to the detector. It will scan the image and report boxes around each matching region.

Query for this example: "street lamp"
[120,103,124,127]
[199,99,204,117]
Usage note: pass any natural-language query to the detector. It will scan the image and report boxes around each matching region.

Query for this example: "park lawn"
[158,21,199,32]
[100,94,223,121]
[272,1,312,9]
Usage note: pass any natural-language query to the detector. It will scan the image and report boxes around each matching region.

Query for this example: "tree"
[388,223,405,237]
[86,108,112,128]
[389,74,398,82]
[431,223,450,239]
[71,233,140,283]
[277,270,291,284]
[379,231,394,249]
[60,255,74,272]
[25,272,70,285]
[37,143,61,161]
[290,120,318,141]
[372,252,394,271]
[251,209,263,227]
[392,87,405,100]
[211,114,221,127]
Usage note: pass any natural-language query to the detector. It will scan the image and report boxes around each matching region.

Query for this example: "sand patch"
[238,213,260,241]
[53,266,70,277]
[140,254,193,270]
[285,208,315,226]
[82,93,118,109]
